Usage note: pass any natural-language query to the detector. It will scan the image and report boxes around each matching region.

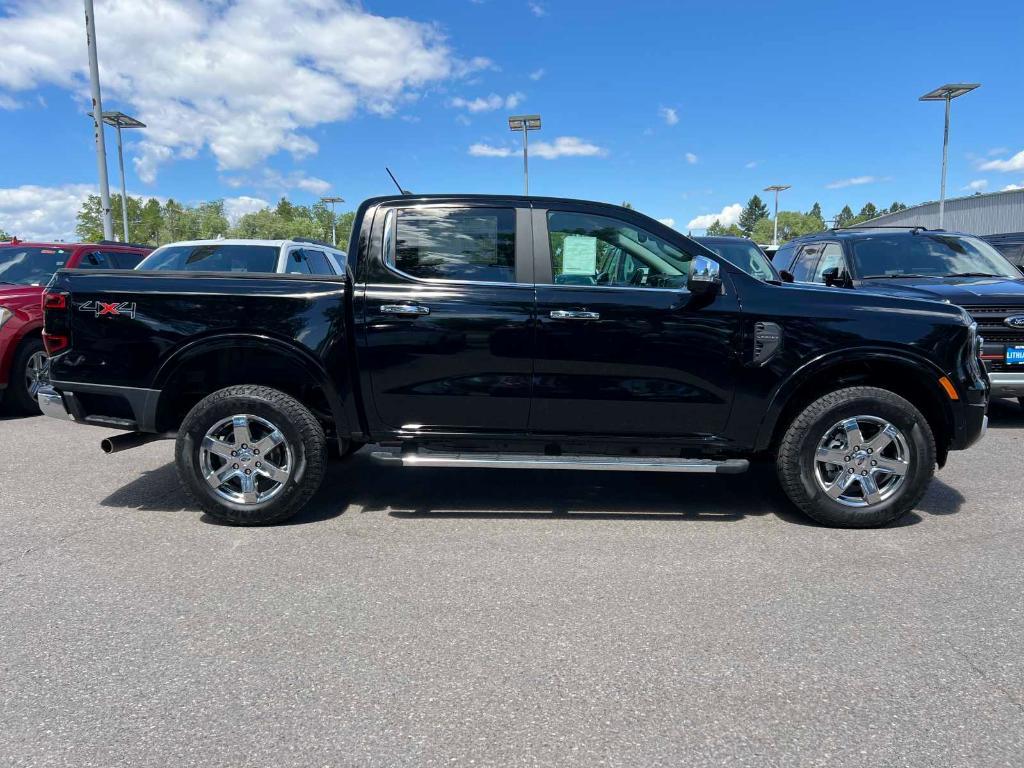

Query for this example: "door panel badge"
[77,300,137,319]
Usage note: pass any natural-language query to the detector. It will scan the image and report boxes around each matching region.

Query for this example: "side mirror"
[779,270,795,283]
[821,267,851,288]
[688,254,722,294]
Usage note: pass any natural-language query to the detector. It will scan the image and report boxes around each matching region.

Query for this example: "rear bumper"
[38,380,161,431]
[988,371,1024,398]
[37,385,74,421]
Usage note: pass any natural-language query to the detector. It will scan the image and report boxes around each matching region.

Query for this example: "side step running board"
[370,450,749,474]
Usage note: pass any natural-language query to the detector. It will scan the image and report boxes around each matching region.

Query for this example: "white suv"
[135,239,347,276]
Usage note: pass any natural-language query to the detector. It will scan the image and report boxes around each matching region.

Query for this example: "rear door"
[530,204,741,438]
[361,201,535,433]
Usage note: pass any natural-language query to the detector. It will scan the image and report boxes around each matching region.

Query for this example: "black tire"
[8,337,46,415]
[776,386,935,528]
[1018,397,1024,411]
[175,385,326,525]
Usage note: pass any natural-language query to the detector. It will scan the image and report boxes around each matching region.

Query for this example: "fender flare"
[753,347,955,452]
[153,333,351,436]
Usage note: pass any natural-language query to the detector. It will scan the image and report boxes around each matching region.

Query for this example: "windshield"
[0,246,72,286]
[851,234,1021,279]
[137,243,279,272]
[699,240,778,281]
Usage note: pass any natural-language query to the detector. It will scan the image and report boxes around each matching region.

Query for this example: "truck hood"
[0,283,43,311]
[855,276,1024,306]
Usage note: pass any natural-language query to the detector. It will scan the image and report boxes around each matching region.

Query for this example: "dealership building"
[864,187,1024,235]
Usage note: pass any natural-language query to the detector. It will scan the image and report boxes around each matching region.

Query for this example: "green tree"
[620,201,634,209]
[807,202,825,230]
[885,201,907,214]
[834,205,855,228]
[706,220,743,237]
[0,229,11,240]
[738,195,769,235]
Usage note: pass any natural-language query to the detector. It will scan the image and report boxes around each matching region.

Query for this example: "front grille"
[966,305,1024,339]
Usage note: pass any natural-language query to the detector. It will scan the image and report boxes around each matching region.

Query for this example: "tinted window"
[79,251,113,269]
[137,244,280,273]
[811,243,846,283]
[699,240,777,281]
[773,242,797,267]
[0,246,71,286]
[789,245,822,282]
[850,234,1021,279]
[547,210,693,289]
[992,243,1024,268]
[393,207,516,283]
[109,251,145,269]
[303,249,336,275]
[286,249,312,274]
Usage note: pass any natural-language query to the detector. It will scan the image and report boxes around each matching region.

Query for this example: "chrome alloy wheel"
[25,351,49,400]
[199,414,293,505]
[813,415,910,508]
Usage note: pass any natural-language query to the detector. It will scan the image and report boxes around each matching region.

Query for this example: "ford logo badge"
[1005,315,1024,328]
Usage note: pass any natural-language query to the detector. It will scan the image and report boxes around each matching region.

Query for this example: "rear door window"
[303,249,337,275]
[390,207,516,283]
[79,251,113,269]
[137,244,280,272]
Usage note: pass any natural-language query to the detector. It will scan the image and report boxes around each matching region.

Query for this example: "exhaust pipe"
[101,432,168,454]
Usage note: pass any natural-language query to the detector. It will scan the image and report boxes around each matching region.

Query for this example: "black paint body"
[45,195,988,457]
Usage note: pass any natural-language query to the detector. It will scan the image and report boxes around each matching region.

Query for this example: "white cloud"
[450,92,524,112]
[223,196,270,223]
[988,147,1010,157]
[659,107,678,126]
[469,143,515,158]
[223,169,332,196]
[528,2,547,17]
[685,152,698,164]
[531,136,607,159]
[469,136,607,160]
[1002,183,1024,191]
[963,179,988,192]
[0,0,488,181]
[745,161,758,169]
[657,218,676,229]
[529,68,545,80]
[686,203,742,231]
[980,150,1024,172]
[825,175,881,189]
[0,183,94,241]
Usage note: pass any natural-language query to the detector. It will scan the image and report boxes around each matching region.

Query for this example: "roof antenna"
[386,167,411,196]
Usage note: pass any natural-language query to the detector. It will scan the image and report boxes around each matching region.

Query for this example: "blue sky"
[1,0,1023,239]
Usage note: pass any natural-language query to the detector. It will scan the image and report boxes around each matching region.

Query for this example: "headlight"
[0,307,12,329]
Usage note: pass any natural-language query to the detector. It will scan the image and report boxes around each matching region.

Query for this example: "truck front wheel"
[776,387,936,528]
[175,385,327,525]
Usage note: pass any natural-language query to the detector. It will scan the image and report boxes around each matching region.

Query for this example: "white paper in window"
[562,235,597,274]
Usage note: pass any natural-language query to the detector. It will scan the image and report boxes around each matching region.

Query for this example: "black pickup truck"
[39,195,988,528]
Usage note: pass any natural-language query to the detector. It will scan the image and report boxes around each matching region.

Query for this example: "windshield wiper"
[944,272,1000,278]
[861,274,934,279]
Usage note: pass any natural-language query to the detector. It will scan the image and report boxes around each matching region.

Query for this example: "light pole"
[92,112,146,242]
[320,196,345,246]
[83,0,113,240]
[919,83,980,229]
[764,185,791,247]
[508,114,541,195]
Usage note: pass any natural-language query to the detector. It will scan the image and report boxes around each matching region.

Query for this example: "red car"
[0,239,151,413]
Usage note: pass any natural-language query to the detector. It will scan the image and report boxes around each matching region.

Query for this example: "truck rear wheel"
[175,385,326,525]
[776,387,935,528]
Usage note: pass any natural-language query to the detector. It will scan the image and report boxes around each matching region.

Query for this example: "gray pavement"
[1,402,1023,767]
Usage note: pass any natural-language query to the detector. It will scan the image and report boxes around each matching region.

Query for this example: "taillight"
[43,292,67,310]
[42,332,69,355]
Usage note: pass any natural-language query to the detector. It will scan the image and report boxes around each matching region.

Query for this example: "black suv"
[773,227,1024,404]
[983,232,1024,274]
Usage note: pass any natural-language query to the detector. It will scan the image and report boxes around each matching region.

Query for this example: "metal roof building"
[862,187,1024,235]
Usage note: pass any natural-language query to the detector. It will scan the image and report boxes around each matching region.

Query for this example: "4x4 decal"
[77,300,137,319]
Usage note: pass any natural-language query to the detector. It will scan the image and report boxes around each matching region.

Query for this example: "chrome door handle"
[550,310,600,320]
[380,304,430,316]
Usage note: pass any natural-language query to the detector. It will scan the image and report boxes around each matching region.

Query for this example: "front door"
[361,202,535,433]
[530,205,741,438]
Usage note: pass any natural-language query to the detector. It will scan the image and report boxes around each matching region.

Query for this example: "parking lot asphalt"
[1,402,1023,767]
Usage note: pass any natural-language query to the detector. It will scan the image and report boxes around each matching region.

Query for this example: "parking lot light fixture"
[320,196,345,246]
[919,83,980,229]
[83,0,113,241]
[508,114,542,195]
[94,111,146,243]
[764,185,791,247]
